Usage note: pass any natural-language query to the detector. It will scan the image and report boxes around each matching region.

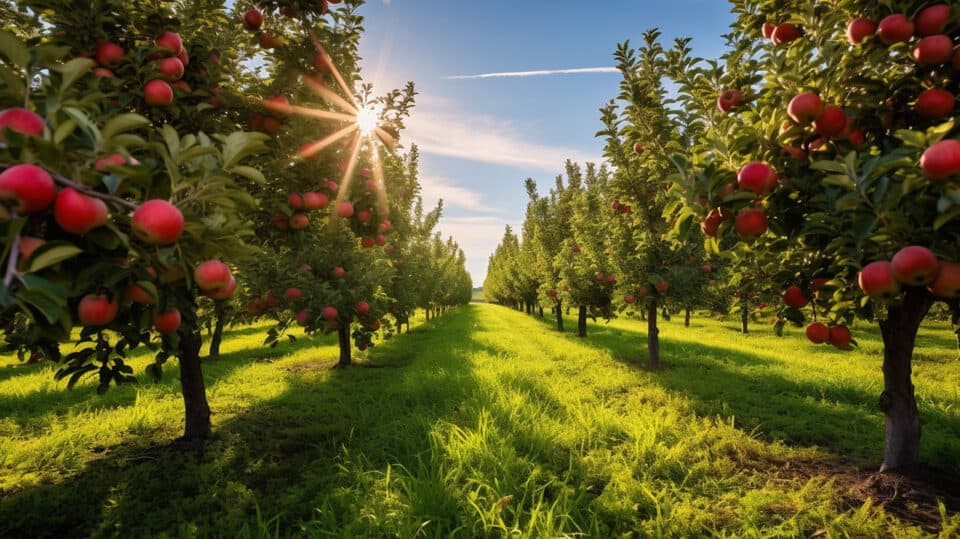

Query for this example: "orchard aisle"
[1,304,958,536]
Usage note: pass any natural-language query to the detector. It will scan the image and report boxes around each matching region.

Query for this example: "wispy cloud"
[405,99,602,171]
[435,216,518,284]
[445,67,618,80]
[419,175,501,213]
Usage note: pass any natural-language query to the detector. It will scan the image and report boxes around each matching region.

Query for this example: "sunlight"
[356,103,382,137]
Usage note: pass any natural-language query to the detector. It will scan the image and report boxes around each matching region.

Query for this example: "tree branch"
[0,162,139,211]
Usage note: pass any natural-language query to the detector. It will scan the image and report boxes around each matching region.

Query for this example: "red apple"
[194,260,232,291]
[262,117,280,134]
[782,285,810,308]
[762,22,775,40]
[606,274,616,283]
[914,35,954,65]
[771,23,800,44]
[717,89,743,113]
[95,40,124,66]
[920,139,960,180]
[205,276,236,300]
[929,261,960,298]
[805,322,830,344]
[813,105,847,138]
[361,237,375,249]
[54,188,109,234]
[858,261,901,299]
[0,108,44,141]
[94,153,131,171]
[17,236,45,267]
[296,310,311,326]
[177,47,189,67]
[357,301,370,315]
[273,215,289,231]
[701,264,712,273]
[144,80,173,106]
[633,142,644,155]
[829,325,852,348]
[153,308,181,334]
[321,306,338,320]
[734,209,768,239]
[787,92,823,124]
[846,17,876,44]
[891,245,940,286]
[303,192,328,209]
[157,57,184,81]
[154,31,183,55]
[738,161,777,195]
[375,234,386,246]
[93,67,114,78]
[0,164,56,213]
[357,209,372,223]
[915,4,952,36]
[547,289,557,298]
[337,201,354,218]
[285,287,302,300]
[289,213,309,230]
[78,293,119,326]
[288,192,304,209]
[326,179,339,192]
[877,14,914,45]
[243,9,263,31]
[258,32,280,49]
[915,89,955,119]
[132,199,184,245]
[624,294,635,304]
[334,266,345,278]
[700,208,722,237]
[655,280,669,294]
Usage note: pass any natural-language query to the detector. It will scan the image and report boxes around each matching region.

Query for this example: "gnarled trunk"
[178,331,210,441]
[577,305,587,337]
[337,323,352,367]
[647,299,660,369]
[556,300,564,332]
[878,287,933,473]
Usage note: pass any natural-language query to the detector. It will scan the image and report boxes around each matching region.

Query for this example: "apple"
[701,264,712,273]
[813,105,847,138]
[289,213,310,230]
[157,57,184,81]
[782,285,810,308]
[54,188,109,234]
[700,208,722,237]
[369,319,381,331]
[337,201,354,218]
[205,276,237,300]
[624,294,635,304]
[365,179,378,192]
[17,236,44,267]
[321,306,338,321]
[285,287,302,300]
[378,220,392,232]
[915,89,954,119]
[258,32,281,49]
[263,291,280,308]
[294,310,310,326]
[547,289,557,298]
[94,153,131,171]
[848,128,865,147]
[78,293,119,326]
[915,4,952,36]
[787,92,823,124]
[262,117,280,134]
[177,47,189,67]
[273,215,289,231]
[891,245,940,286]
[280,5,297,17]
[0,108,44,141]
[717,89,743,112]
[782,145,808,160]
[655,280,669,294]
[288,192,304,209]
[132,199,184,244]
[606,274,616,283]
[194,260,232,291]
[914,35,954,65]
[303,192,328,209]
[144,80,173,106]
[357,301,370,315]
[95,40,124,66]
[334,266,346,278]
[170,81,191,95]
[633,143,644,155]
[93,67,114,78]
[357,209,372,223]
[920,139,960,180]
[126,282,156,305]
[877,14,914,45]
[771,23,800,44]
[154,31,183,55]
[326,179,339,192]
[737,161,777,195]
[846,17,876,44]
[361,237,375,249]
[243,9,263,31]
[829,325,851,348]
[611,200,621,211]
[805,322,830,344]
[0,164,56,213]
[929,261,960,298]
[858,261,901,299]
[153,308,181,334]
[375,234,386,246]
[734,209,768,239]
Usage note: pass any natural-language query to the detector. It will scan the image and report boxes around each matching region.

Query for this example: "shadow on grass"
[0,306,486,538]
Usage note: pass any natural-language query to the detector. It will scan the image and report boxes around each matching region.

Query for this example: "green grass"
[0,304,958,537]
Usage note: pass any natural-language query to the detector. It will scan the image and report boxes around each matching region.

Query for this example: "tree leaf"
[0,30,29,67]
[26,243,83,273]
[55,57,95,93]
[102,113,151,141]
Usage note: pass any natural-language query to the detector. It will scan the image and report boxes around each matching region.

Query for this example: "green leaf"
[228,165,266,185]
[26,243,83,273]
[55,57,95,93]
[62,107,101,146]
[0,30,29,67]
[934,205,960,231]
[102,113,151,141]
[53,118,77,144]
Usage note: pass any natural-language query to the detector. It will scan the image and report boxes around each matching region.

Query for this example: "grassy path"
[0,304,958,537]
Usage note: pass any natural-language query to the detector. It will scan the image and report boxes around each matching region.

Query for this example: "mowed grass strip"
[0,304,957,537]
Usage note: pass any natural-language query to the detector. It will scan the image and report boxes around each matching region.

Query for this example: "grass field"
[1,303,958,537]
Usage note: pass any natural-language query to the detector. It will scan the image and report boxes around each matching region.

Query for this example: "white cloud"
[405,100,602,171]
[419,175,501,213]
[446,67,618,80]
[435,216,519,285]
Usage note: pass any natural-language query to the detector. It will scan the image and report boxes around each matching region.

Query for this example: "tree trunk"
[877,287,933,473]
[661,306,670,321]
[538,306,543,318]
[177,331,211,442]
[337,323,352,367]
[647,299,660,369]
[684,307,691,328]
[577,305,587,337]
[740,296,749,334]
[208,302,226,359]
[951,301,960,360]
[556,301,564,332]
[526,302,532,315]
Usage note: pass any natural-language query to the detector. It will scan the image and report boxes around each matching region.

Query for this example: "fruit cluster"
[859,245,960,301]
[610,199,633,214]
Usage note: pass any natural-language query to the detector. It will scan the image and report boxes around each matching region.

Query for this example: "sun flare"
[356,103,382,137]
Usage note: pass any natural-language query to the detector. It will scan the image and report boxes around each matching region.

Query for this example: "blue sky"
[355,1,737,285]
